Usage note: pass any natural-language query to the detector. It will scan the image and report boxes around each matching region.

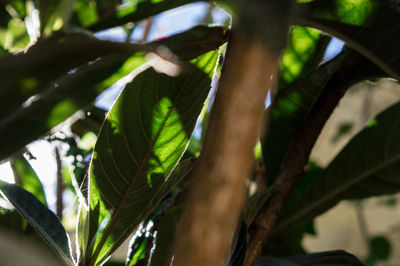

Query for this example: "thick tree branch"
[172,30,280,266]
[244,52,384,265]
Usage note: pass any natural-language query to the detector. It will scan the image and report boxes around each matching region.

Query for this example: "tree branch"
[244,51,384,265]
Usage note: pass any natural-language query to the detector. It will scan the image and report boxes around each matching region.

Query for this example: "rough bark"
[171,30,280,266]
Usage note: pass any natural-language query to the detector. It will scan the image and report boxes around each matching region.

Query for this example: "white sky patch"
[27,140,58,212]
[0,162,15,184]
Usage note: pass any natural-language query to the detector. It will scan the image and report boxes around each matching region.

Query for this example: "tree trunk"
[172,30,280,266]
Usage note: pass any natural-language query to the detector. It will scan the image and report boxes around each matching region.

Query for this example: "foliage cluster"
[0,0,399,265]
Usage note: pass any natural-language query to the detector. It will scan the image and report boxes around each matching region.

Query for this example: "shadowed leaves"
[275,102,400,233]
[0,25,227,162]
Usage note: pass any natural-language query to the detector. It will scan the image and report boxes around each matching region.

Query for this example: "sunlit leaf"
[11,155,47,205]
[279,26,330,88]
[74,0,99,27]
[0,17,29,51]
[0,181,74,266]
[81,51,218,265]
[255,250,363,265]
[275,102,400,233]
[296,0,400,80]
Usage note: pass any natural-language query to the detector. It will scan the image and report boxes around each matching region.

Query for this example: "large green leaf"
[11,155,47,205]
[0,26,226,162]
[81,51,218,265]
[275,102,400,233]
[296,0,400,80]
[254,250,363,266]
[0,181,74,266]
[87,0,207,32]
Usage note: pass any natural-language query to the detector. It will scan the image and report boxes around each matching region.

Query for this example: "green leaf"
[254,250,363,265]
[275,102,400,233]
[368,235,391,261]
[279,26,330,88]
[0,26,226,117]
[0,17,30,51]
[149,210,179,266]
[126,220,155,266]
[0,181,74,266]
[262,49,382,185]
[87,0,207,32]
[36,0,59,32]
[0,26,226,162]
[296,0,400,80]
[74,0,99,27]
[0,54,145,162]
[262,52,347,184]
[43,0,76,34]
[82,51,218,265]
[11,156,47,205]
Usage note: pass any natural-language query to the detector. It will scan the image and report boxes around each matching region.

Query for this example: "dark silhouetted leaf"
[368,235,391,261]
[275,102,400,233]
[255,250,363,266]
[81,51,218,265]
[11,156,47,205]
[0,181,74,266]
[0,54,144,162]
[262,49,383,185]
[296,0,400,80]
[0,25,226,118]
[262,52,347,184]
[0,26,226,162]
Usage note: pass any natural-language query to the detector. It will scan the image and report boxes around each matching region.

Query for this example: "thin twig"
[55,147,63,220]
[142,17,154,42]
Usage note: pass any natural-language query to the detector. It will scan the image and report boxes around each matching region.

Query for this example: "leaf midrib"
[89,67,195,265]
[275,153,400,233]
